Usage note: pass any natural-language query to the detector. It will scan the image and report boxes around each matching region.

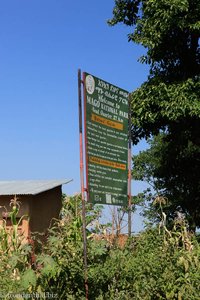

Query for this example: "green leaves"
[131,79,200,140]
[108,0,140,26]
[21,268,37,290]
[109,0,200,81]
[1,194,200,298]
[37,255,59,278]
[109,1,199,229]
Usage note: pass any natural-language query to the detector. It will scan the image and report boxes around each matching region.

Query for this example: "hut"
[0,179,72,240]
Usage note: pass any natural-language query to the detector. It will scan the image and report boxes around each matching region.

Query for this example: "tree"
[109,0,200,230]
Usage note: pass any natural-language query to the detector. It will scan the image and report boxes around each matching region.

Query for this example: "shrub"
[0,195,200,299]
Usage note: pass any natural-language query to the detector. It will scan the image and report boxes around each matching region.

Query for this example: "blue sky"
[0,1,149,231]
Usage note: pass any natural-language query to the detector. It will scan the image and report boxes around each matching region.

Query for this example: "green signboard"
[84,72,129,206]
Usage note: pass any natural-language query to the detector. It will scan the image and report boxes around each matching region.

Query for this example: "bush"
[0,195,200,299]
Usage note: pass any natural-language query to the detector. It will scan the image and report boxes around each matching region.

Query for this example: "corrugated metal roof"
[0,179,72,196]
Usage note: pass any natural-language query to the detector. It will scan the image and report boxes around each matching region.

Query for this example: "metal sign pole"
[128,93,132,237]
[78,69,89,300]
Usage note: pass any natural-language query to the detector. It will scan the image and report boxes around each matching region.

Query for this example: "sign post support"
[78,69,89,300]
[128,94,132,236]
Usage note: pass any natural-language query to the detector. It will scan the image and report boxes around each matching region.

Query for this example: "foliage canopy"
[109,0,200,229]
[109,0,200,82]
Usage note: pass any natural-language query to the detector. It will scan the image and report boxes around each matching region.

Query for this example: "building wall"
[29,186,62,234]
[0,195,30,218]
[0,186,62,239]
